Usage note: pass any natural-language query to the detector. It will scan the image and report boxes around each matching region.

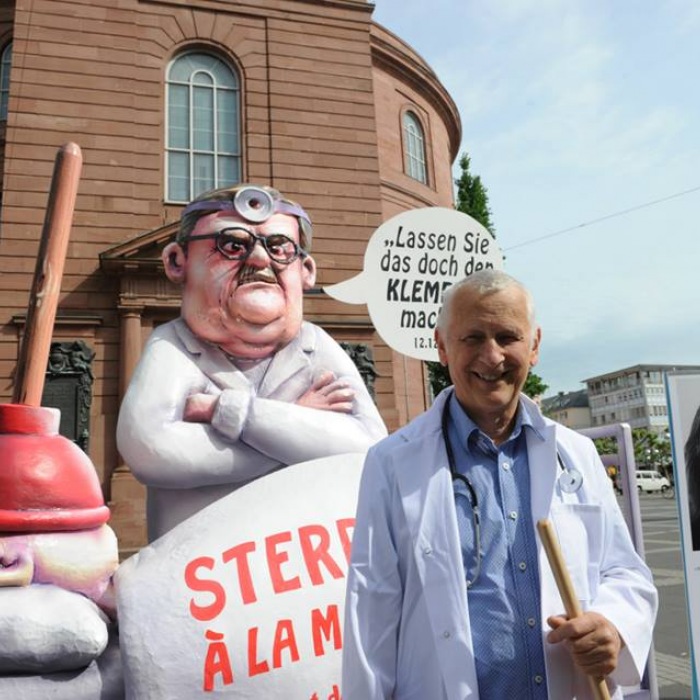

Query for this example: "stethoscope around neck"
[441,397,482,589]
[440,395,583,589]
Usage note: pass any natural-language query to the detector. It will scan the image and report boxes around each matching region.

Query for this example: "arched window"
[0,42,12,121]
[166,51,241,202]
[402,110,427,184]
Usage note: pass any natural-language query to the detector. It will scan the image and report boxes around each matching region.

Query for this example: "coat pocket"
[548,503,605,606]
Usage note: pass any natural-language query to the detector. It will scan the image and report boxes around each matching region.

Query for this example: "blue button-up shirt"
[446,392,548,700]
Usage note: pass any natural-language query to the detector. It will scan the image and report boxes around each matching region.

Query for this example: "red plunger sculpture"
[0,144,119,679]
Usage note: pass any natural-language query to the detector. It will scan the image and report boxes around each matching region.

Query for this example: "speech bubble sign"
[324,207,504,361]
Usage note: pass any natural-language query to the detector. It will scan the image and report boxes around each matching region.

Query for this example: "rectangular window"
[168,152,190,203]
[169,85,189,150]
[193,153,214,197]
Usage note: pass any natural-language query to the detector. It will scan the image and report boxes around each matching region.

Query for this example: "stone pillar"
[112,307,147,555]
[119,307,143,400]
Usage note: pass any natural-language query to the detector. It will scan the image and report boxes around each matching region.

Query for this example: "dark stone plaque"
[340,342,379,401]
[40,340,95,452]
[42,376,80,442]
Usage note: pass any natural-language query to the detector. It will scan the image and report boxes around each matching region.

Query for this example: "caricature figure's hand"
[547,611,623,679]
[184,393,219,423]
[296,371,356,413]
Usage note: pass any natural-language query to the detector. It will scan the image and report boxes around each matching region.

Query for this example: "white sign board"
[116,454,364,699]
[665,372,700,698]
[324,207,503,361]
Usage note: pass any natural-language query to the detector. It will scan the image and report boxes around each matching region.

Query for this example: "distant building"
[541,389,591,429]
[584,364,700,432]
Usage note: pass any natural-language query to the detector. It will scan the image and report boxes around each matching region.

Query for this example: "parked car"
[635,470,671,493]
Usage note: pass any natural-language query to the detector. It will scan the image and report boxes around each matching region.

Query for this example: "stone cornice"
[370,22,462,161]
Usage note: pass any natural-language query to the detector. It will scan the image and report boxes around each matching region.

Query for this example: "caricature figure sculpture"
[117,184,387,541]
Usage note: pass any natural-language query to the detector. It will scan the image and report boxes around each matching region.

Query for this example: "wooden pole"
[537,519,612,700]
[13,142,83,406]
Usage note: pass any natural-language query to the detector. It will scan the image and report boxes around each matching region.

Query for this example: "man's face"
[435,284,540,436]
[171,211,315,358]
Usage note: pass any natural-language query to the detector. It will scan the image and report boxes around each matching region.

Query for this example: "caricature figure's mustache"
[237,265,277,285]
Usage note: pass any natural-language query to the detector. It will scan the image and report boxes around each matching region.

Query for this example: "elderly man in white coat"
[342,270,657,699]
[117,184,386,541]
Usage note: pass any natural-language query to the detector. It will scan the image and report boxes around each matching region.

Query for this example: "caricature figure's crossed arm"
[117,330,385,490]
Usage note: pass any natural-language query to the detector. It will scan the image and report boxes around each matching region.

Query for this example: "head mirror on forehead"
[182,185,312,245]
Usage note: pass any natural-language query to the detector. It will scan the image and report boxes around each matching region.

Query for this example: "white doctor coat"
[342,390,657,699]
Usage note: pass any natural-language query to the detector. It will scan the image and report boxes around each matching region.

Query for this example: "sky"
[371,0,700,398]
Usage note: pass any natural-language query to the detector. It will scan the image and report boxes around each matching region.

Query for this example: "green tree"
[523,372,548,399]
[428,362,451,398]
[427,152,547,399]
[455,152,495,233]
[632,428,672,475]
[591,428,673,481]
[593,437,618,460]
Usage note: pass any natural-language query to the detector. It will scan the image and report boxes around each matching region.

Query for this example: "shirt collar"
[519,397,547,442]
[447,388,546,454]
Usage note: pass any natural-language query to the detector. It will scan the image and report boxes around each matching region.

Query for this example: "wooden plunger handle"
[537,519,612,700]
[12,142,83,406]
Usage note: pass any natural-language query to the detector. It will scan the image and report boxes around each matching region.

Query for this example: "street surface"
[634,492,695,700]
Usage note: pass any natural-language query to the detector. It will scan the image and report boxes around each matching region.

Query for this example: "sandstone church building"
[0,0,461,553]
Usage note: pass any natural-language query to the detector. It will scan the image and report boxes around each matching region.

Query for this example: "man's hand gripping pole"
[537,519,612,700]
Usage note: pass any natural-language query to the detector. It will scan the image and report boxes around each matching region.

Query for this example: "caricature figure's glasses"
[186,227,308,265]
